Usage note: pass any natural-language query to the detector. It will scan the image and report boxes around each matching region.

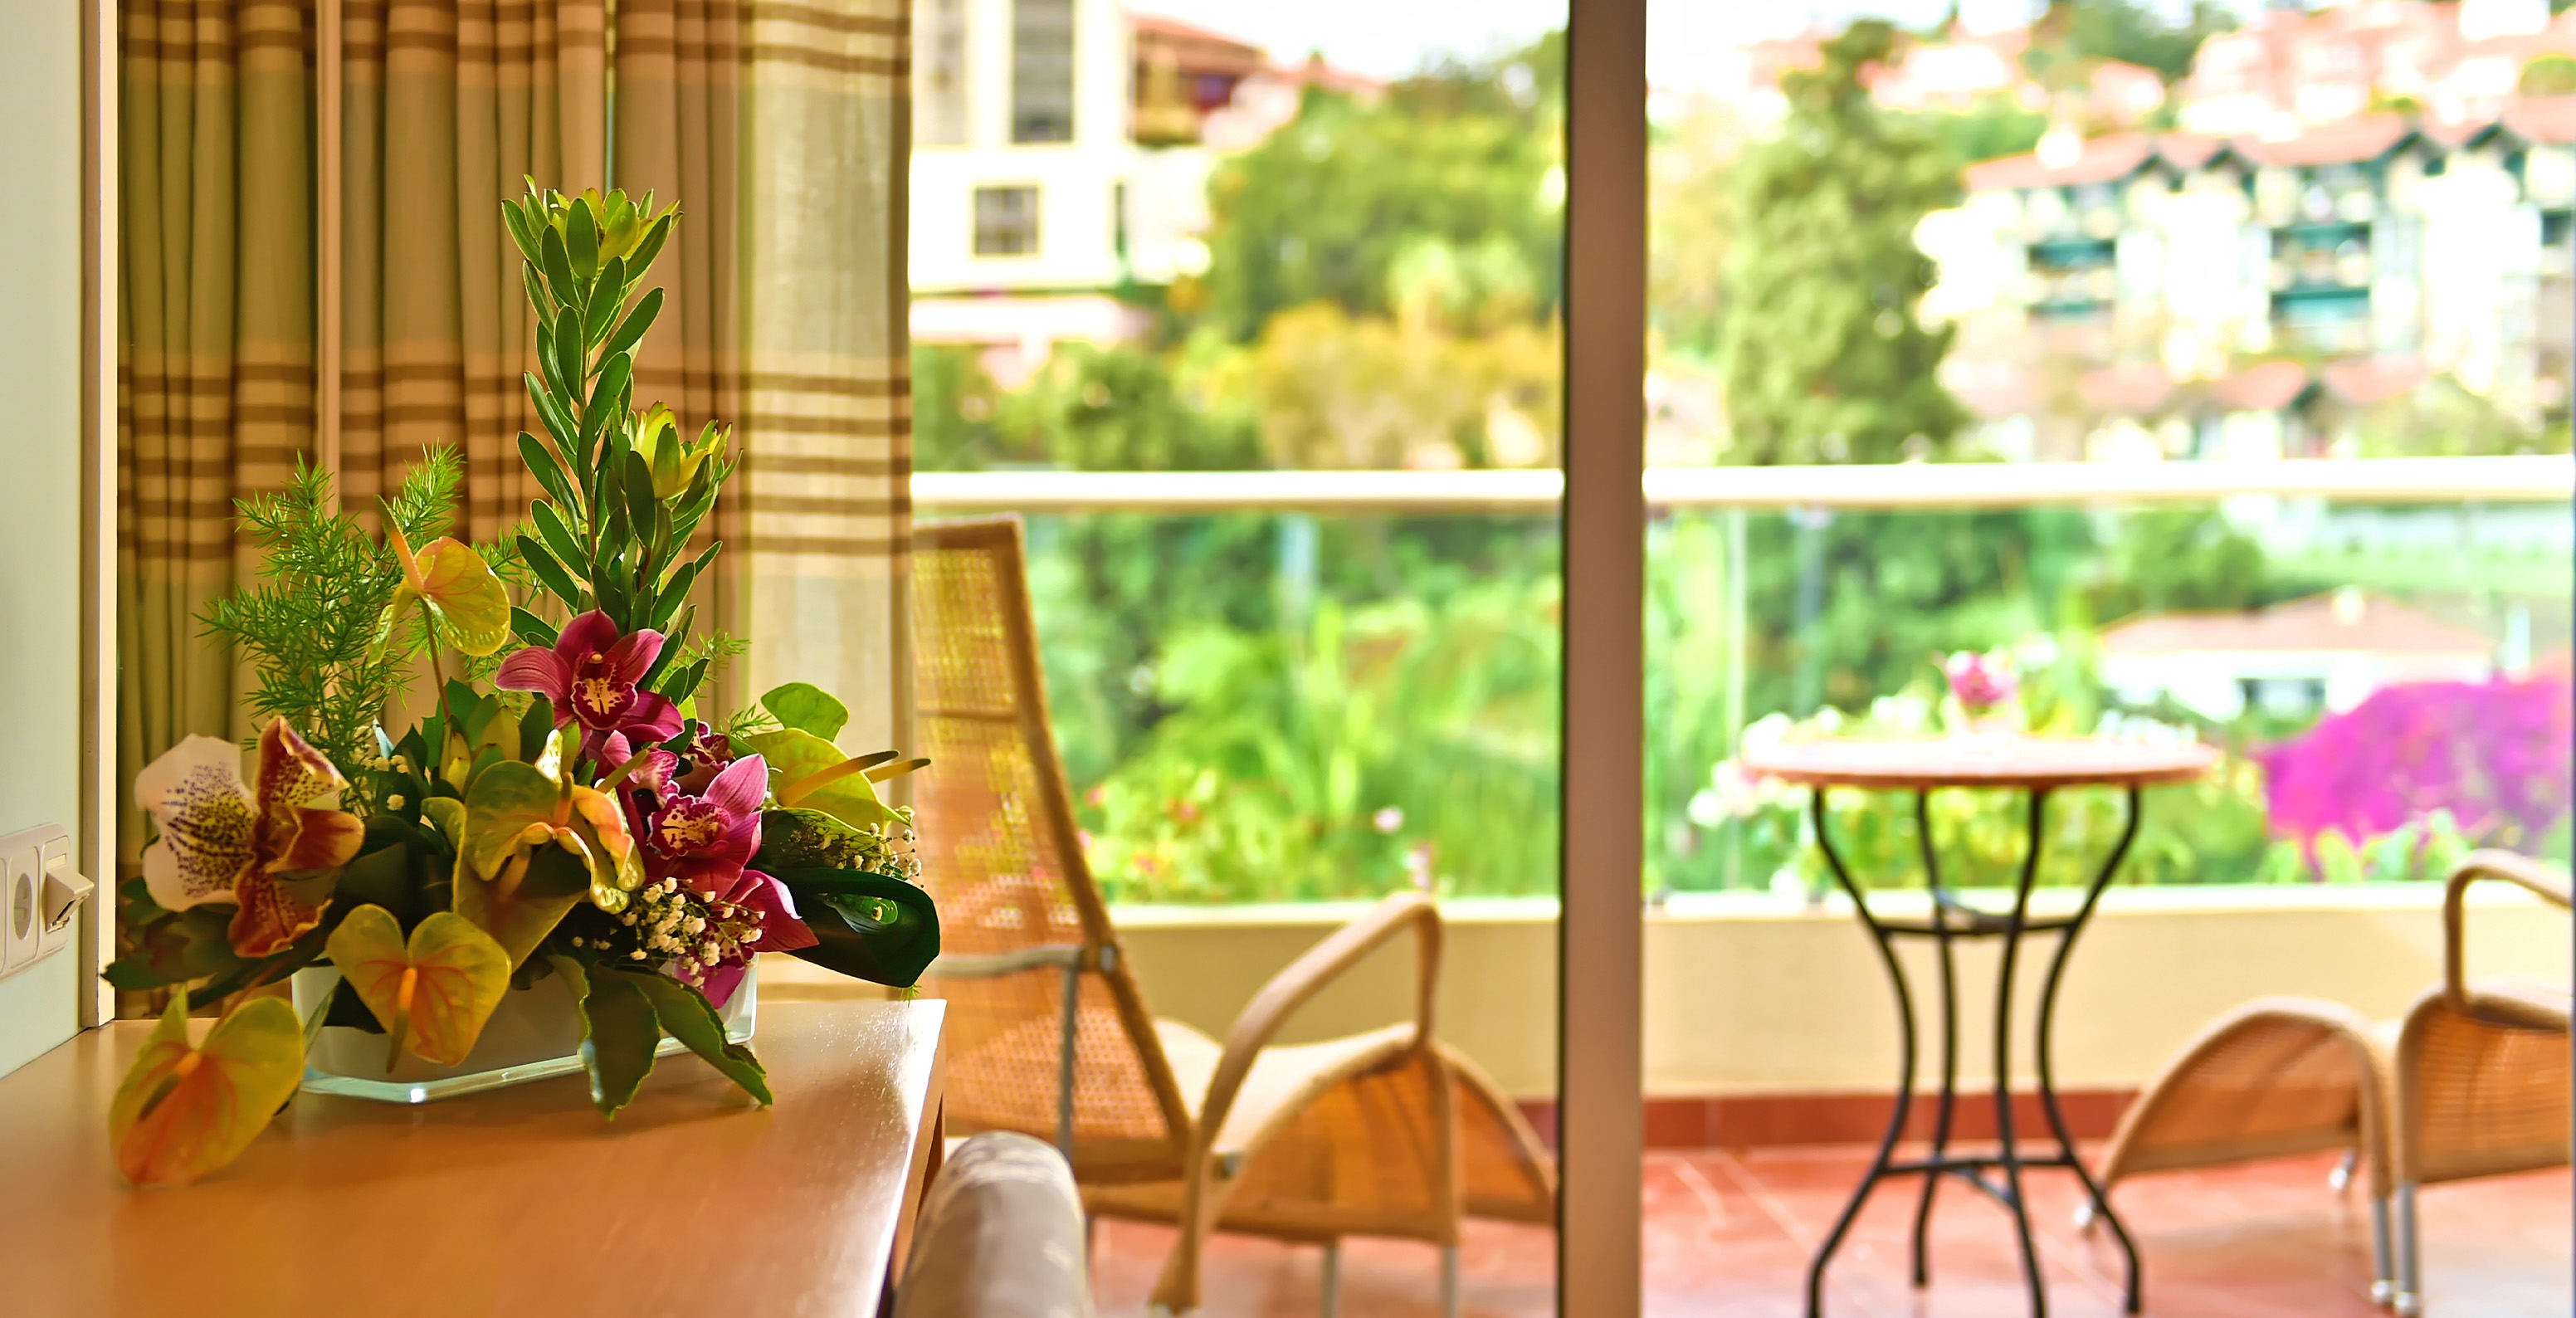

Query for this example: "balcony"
[768,453,2576,1313]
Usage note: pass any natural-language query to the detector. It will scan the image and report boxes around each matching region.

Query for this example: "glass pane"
[910,1,1568,1311]
[1645,2,2574,1311]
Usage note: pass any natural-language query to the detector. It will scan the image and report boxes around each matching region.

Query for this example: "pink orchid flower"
[693,868,818,1008]
[639,754,769,893]
[495,610,683,764]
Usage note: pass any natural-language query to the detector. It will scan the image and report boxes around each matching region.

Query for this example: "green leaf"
[529,500,590,579]
[567,194,600,279]
[581,354,632,448]
[534,314,573,404]
[452,762,594,967]
[334,835,420,926]
[651,559,703,633]
[520,261,554,321]
[573,964,659,1116]
[501,198,540,266]
[510,606,560,649]
[542,212,580,299]
[747,728,899,827]
[583,256,627,350]
[525,370,580,452]
[762,682,850,740]
[627,212,675,279]
[599,287,663,366]
[418,796,466,847]
[613,969,771,1104]
[774,868,944,989]
[518,432,582,514]
[552,306,587,421]
[517,535,587,611]
[656,657,709,705]
[620,449,659,552]
[518,696,556,762]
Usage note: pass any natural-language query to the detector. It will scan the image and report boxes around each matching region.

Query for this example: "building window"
[973,186,1041,256]
[916,0,968,147]
[1012,0,1075,143]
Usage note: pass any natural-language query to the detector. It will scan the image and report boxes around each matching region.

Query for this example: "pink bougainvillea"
[2257,679,2573,848]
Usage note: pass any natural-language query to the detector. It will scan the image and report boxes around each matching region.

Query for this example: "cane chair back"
[2393,850,2573,1189]
[911,518,1193,1182]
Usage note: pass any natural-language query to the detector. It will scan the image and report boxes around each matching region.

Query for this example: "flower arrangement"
[105,184,938,1188]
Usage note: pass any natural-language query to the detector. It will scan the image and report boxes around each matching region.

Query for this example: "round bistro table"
[1741,735,2219,1318]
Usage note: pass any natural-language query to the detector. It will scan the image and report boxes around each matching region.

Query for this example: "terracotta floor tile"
[1085,1149,2570,1318]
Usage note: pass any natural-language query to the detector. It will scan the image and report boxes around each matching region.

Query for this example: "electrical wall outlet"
[0,824,76,983]
[37,833,86,962]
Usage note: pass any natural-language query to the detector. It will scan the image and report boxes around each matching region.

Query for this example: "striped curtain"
[338,0,608,539]
[733,0,915,752]
[115,0,914,892]
[117,0,316,862]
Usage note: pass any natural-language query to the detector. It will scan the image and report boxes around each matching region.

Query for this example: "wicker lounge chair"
[2383,849,2570,1315]
[2095,850,2569,1314]
[910,517,1557,1316]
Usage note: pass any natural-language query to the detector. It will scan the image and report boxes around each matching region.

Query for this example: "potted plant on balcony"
[101,185,938,1189]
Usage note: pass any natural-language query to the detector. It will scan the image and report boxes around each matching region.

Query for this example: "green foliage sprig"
[499,183,730,710]
[201,449,467,778]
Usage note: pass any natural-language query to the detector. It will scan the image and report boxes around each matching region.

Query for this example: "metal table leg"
[1803,783,2149,1318]
[1803,787,1918,1318]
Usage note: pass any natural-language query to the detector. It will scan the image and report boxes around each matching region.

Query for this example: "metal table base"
[1803,785,2145,1318]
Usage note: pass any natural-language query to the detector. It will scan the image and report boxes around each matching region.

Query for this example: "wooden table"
[0,998,945,1317]
[1744,736,2217,1318]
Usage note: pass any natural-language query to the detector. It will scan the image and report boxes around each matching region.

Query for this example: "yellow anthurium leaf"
[387,524,513,657]
[109,990,304,1188]
[747,728,897,827]
[324,904,512,1070]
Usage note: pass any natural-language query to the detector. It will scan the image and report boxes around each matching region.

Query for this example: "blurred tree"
[996,342,1263,471]
[1650,104,1741,364]
[1195,37,1562,342]
[1246,302,1559,469]
[2038,0,2236,84]
[2354,373,2564,457]
[1719,20,1968,464]
[1909,95,2050,168]
[2522,52,2576,96]
[910,344,1009,471]
[2086,508,2288,622]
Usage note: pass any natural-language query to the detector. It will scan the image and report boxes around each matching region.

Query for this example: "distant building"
[908,2,1374,383]
[2100,589,2496,721]
[1726,23,2165,130]
[1918,102,2576,457]
[2178,0,2576,137]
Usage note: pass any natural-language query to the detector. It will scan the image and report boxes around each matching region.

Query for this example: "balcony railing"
[913,455,2574,904]
[915,454,2574,514]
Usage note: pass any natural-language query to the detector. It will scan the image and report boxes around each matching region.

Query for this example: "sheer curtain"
[114,0,915,941]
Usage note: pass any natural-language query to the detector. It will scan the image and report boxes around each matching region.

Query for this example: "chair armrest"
[1196,890,1443,1157]
[2444,849,2572,1013]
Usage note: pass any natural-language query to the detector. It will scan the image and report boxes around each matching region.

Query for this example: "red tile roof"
[1965,132,2159,190]
[2103,593,2492,659]
[2217,111,2417,167]
[2079,362,2176,413]
[2209,360,2312,412]
[2503,95,2576,144]
[2320,355,2432,405]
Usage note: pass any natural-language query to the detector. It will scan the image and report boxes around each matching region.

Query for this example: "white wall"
[0,0,88,1078]
[1030,886,2566,1101]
